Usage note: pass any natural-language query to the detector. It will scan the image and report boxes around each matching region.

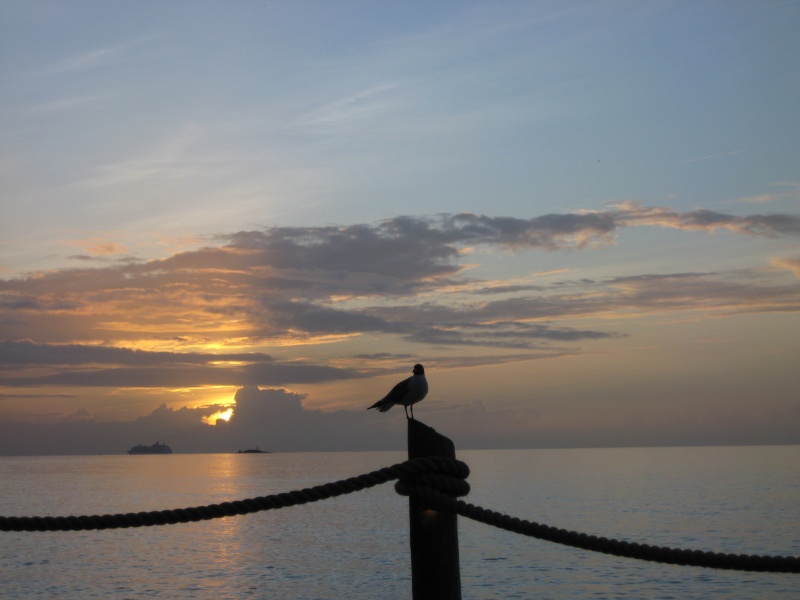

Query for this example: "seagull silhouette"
[367,364,428,419]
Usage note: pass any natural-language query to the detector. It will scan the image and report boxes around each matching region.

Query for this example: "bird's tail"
[367,399,393,412]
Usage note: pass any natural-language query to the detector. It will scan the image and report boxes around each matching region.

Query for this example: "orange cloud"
[772,256,800,278]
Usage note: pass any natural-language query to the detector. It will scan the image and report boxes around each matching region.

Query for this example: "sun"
[203,407,234,425]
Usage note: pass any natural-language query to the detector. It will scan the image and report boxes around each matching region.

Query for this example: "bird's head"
[412,364,424,375]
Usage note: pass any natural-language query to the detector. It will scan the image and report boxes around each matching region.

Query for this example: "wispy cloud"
[39,46,125,75]
[295,82,403,131]
[736,193,785,204]
[31,36,160,78]
[734,182,800,205]
[772,256,800,278]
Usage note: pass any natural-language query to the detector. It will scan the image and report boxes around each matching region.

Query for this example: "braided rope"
[0,456,465,532]
[1,455,797,573]
[406,487,800,574]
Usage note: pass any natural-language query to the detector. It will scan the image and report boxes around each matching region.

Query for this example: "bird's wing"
[382,377,410,403]
[367,377,408,410]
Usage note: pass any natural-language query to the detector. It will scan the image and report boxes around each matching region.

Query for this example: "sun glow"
[203,407,233,425]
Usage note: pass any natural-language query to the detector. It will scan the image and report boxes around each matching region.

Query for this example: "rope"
[406,487,800,574]
[0,456,466,532]
[1,456,797,574]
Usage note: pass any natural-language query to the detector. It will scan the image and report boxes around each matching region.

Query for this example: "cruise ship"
[127,442,172,455]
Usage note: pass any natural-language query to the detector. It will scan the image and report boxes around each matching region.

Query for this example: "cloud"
[736,193,785,204]
[735,182,800,205]
[0,341,360,388]
[602,271,800,314]
[3,383,798,455]
[223,220,462,283]
[772,256,800,278]
[37,46,126,75]
[2,205,799,389]
[608,202,800,238]
[0,387,406,455]
[0,340,274,366]
[31,36,160,78]
[295,82,402,131]
[0,392,76,400]
[220,204,800,293]
[67,255,105,263]
[406,321,620,349]
[78,240,130,257]
[267,301,411,335]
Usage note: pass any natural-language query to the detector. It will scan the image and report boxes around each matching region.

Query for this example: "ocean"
[1,446,798,599]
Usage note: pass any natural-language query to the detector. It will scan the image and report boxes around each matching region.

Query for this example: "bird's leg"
[410,404,414,420]
[404,405,410,419]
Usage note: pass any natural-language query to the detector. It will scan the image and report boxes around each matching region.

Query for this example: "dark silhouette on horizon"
[127,441,172,455]
[237,445,268,454]
[368,364,428,419]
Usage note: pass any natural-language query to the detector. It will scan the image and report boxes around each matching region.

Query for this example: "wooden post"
[408,419,462,600]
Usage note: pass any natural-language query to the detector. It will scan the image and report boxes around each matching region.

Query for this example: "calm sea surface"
[1,446,798,599]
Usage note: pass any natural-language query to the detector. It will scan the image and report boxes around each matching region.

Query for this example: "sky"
[1,1,799,455]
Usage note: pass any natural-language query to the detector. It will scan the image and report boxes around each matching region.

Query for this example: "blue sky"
[1,1,798,454]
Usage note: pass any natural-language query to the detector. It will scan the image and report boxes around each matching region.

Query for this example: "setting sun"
[203,408,233,426]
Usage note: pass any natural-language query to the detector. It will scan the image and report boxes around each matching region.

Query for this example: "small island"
[237,446,268,454]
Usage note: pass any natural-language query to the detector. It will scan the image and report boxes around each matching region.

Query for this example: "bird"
[367,364,428,419]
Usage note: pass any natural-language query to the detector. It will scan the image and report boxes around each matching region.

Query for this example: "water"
[1,447,798,599]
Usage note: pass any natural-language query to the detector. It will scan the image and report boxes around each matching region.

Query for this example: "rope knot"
[393,456,470,502]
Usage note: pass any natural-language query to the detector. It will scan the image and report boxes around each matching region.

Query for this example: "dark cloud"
[266,301,411,335]
[437,212,619,248]
[680,210,800,236]
[353,352,417,361]
[0,340,274,366]
[473,284,545,295]
[224,221,460,281]
[67,254,101,262]
[0,392,76,399]
[407,321,619,349]
[0,364,359,388]
[610,203,800,237]
[0,341,360,388]
[218,204,800,292]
